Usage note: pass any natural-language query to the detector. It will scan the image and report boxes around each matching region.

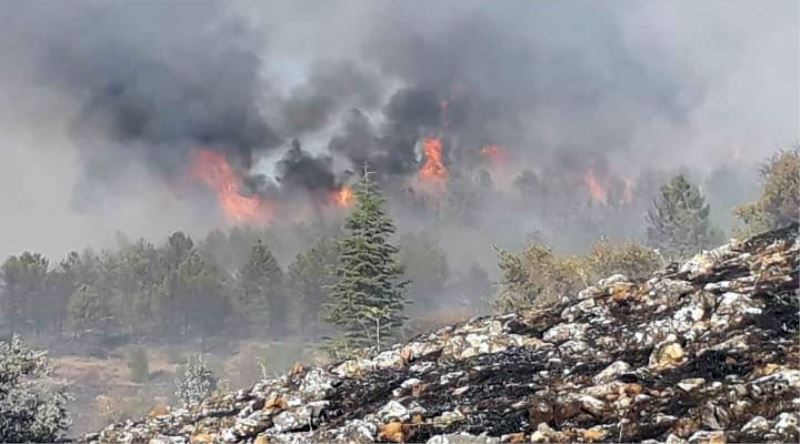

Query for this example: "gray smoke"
[0,0,796,257]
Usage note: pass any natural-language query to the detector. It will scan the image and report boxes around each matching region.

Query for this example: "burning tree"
[323,167,408,355]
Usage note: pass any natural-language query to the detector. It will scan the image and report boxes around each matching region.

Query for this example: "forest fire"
[331,185,355,208]
[584,168,609,205]
[480,144,509,167]
[419,137,448,187]
[189,149,273,225]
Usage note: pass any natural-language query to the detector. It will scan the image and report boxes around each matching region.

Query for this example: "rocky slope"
[86,224,799,444]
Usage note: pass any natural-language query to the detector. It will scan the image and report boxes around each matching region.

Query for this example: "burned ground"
[86,224,799,443]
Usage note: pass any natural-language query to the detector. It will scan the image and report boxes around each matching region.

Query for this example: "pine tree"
[176,252,229,348]
[1,252,49,336]
[286,238,338,337]
[235,240,284,336]
[324,167,408,354]
[68,284,112,337]
[646,174,723,259]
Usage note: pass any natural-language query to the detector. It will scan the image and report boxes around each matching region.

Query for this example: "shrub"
[734,147,800,235]
[585,238,662,281]
[175,356,218,406]
[126,346,150,383]
[0,336,71,442]
[492,244,587,312]
[492,238,663,312]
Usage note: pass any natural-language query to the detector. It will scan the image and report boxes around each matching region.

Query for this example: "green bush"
[492,238,662,312]
[175,355,218,406]
[126,346,150,383]
[585,238,662,281]
[492,244,587,312]
[0,336,70,442]
[734,147,800,235]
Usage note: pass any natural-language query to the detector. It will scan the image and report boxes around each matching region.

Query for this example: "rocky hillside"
[85,224,799,444]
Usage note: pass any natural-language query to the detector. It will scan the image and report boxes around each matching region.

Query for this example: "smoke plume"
[0,0,796,258]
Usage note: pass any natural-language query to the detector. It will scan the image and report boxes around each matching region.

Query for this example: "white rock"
[593,361,631,384]
[377,400,409,422]
[543,323,587,343]
[678,378,705,392]
[741,416,769,434]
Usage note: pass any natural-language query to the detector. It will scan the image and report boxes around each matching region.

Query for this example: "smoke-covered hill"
[85,224,799,444]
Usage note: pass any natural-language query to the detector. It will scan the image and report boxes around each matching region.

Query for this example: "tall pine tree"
[324,168,407,354]
[646,174,723,259]
[287,238,338,338]
[235,240,285,336]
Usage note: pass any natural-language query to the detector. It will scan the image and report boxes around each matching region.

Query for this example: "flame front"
[419,137,448,186]
[331,185,355,208]
[190,149,273,225]
[584,168,609,206]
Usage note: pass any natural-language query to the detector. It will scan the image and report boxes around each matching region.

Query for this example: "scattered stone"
[83,225,800,444]
[678,378,705,392]
[593,361,631,384]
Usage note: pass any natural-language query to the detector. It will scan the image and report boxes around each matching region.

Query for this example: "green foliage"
[125,346,150,383]
[646,174,724,259]
[585,238,662,281]
[1,252,49,335]
[734,147,800,235]
[286,238,338,337]
[324,168,408,354]
[175,355,218,406]
[68,284,112,334]
[493,244,587,311]
[493,238,661,312]
[0,336,70,442]
[177,252,230,341]
[235,240,284,335]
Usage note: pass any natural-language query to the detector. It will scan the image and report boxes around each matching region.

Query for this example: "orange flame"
[190,149,273,225]
[419,137,448,187]
[480,144,509,167]
[331,185,355,208]
[584,168,608,206]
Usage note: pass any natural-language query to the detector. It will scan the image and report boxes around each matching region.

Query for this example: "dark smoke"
[8,2,283,177]
[0,0,795,257]
[276,139,336,192]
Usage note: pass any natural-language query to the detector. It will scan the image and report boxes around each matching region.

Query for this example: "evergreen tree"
[176,252,229,348]
[67,284,112,337]
[646,174,723,259]
[286,238,338,337]
[156,232,195,336]
[48,252,81,334]
[324,167,408,353]
[235,240,284,336]
[1,252,49,336]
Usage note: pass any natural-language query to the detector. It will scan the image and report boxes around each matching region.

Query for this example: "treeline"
[0,230,340,345]
[0,171,487,351]
[494,148,800,310]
